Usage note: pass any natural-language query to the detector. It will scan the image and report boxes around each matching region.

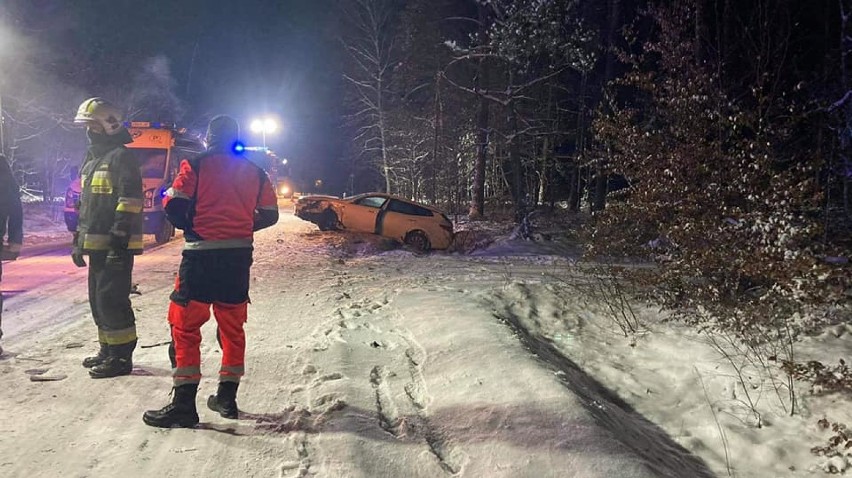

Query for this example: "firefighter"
[0,155,23,356]
[72,97,144,379]
[143,115,278,428]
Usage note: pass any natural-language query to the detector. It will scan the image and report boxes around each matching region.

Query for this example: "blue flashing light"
[232,142,246,154]
[159,187,168,198]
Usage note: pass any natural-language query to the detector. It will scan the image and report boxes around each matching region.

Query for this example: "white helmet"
[74,97,124,135]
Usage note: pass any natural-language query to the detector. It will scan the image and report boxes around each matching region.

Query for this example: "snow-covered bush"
[588,2,850,412]
[813,419,852,474]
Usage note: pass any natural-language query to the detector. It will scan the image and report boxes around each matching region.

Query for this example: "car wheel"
[404,230,430,252]
[154,220,175,245]
[318,209,339,231]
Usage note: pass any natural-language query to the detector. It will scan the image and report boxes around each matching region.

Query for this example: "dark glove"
[71,251,87,267]
[71,233,86,267]
[106,233,131,269]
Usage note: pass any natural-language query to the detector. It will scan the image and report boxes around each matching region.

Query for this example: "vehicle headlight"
[144,189,154,209]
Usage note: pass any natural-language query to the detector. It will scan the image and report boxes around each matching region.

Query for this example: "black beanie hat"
[205,115,240,152]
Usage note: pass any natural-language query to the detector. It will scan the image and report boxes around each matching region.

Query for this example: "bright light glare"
[263,118,278,133]
[250,117,278,134]
[281,159,288,165]
[280,186,290,195]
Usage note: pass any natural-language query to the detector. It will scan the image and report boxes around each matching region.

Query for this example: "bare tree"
[442,0,596,223]
[832,0,852,223]
[340,0,402,194]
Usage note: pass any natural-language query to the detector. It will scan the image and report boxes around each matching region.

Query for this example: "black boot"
[143,384,200,428]
[207,381,239,419]
[82,342,109,368]
[89,340,135,379]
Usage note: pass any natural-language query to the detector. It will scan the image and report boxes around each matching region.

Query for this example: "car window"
[354,196,388,209]
[387,199,434,217]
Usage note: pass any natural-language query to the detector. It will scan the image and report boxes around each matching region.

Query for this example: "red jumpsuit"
[163,151,278,387]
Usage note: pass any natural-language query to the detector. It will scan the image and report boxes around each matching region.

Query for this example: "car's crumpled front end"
[295,195,341,229]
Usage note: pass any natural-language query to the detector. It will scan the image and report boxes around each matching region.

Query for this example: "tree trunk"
[470,60,489,219]
[508,96,524,222]
[378,77,391,194]
[469,3,490,220]
[430,72,442,204]
[593,0,622,212]
[695,0,709,63]
[539,136,549,206]
[841,0,852,222]
[571,72,589,212]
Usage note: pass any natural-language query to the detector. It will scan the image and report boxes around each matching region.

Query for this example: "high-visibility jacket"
[75,132,144,254]
[163,150,278,250]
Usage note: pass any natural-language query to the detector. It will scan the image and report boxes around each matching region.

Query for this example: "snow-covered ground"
[19,202,71,246]
[0,210,849,477]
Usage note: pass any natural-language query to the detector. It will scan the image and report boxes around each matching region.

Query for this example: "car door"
[380,198,432,241]
[344,195,387,233]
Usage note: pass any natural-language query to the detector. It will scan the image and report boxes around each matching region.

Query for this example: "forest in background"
[336,0,852,458]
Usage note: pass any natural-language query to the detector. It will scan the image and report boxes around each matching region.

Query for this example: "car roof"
[348,192,447,214]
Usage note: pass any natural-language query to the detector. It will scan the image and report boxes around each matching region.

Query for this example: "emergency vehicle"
[64,122,205,245]
[244,147,298,198]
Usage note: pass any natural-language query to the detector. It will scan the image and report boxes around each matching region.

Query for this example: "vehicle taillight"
[144,189,154,208]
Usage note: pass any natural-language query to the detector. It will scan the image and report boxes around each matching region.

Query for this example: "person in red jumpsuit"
[143,115,278,428]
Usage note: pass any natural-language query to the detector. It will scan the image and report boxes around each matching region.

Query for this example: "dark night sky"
[4,0,346,189]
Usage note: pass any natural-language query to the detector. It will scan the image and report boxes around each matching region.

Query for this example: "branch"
[440,72,509,106]
[828,90,852,113]
[342,74,379,92]
[511,67,568,95]
[444,16,482,26]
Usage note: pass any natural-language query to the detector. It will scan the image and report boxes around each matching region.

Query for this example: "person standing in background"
[143,115,278,428]
[72,97,144,378]
[0,155,23,356]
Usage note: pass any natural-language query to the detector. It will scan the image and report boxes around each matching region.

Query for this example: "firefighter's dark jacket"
[75,129,144,254]
[163,145,279,250]
[0,157,23,247]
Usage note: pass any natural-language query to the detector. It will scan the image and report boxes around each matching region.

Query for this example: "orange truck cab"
[64,122,205,244]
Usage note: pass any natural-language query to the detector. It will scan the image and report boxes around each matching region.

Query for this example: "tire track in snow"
[337,294,468,475]
[399,334,466,475]
[370,365,404,436]
[490,285,715,478]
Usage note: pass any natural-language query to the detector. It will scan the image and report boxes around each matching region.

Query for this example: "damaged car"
[295,193,454,252]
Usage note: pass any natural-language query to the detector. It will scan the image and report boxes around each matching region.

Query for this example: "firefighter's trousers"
[168,248,252,387]
[87,251,137,357]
